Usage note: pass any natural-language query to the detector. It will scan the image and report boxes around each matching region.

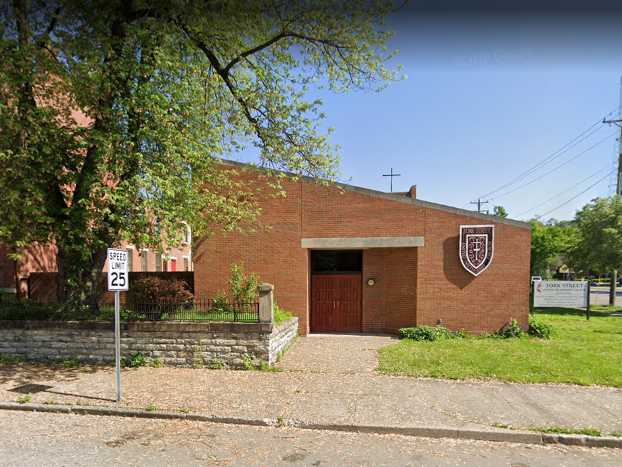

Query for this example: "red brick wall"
[193,167,531,335]
[0,245,16,290]
[362,248,418,332]
[416,211,531,332]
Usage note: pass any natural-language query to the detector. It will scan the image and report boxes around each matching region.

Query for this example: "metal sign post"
[586,281,591,321]
[107,248,129,403]
[114,289,121,401]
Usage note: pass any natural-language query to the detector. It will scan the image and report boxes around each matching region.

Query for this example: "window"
[182,223,191,245]
[311,250,362,273]
[140,250,148,271]
[127,247,134,272]
[170,258,177,272]
[155,253,162,272]
[183,257,190,271]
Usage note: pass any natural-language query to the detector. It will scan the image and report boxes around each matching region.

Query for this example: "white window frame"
[140,248,149,271]
[181,222,192,245]
[126,246,135,272]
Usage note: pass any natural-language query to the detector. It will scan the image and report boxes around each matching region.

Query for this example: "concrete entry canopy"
[301,236,424,249]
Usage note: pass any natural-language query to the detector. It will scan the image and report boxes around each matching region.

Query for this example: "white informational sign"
[107,248,129,291]
[533,280,588,308]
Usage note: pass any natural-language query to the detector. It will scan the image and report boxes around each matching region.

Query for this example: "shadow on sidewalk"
[0,363,107,386]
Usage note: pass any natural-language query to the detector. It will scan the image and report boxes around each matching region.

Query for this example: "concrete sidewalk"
[0,335,621,435]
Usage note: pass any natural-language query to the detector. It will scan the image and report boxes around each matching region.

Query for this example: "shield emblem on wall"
[459,225,494,276]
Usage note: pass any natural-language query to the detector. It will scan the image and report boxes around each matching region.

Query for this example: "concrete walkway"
[0,335,621,435]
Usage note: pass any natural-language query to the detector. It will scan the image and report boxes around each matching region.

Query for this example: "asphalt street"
[0,411,620,466]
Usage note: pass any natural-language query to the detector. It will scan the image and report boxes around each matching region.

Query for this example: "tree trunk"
[609,269,617,307]
[56,245,108,313]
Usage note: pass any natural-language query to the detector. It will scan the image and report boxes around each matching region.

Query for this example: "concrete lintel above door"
[301,236,424,249]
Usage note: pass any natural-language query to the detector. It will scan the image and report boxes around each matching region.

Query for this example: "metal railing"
[126,297,260,322]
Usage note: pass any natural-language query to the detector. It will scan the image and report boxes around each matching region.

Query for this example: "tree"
[0,1,397,309]
[493,205,508,218]
[529,219,578,278]
[571,197,622,305]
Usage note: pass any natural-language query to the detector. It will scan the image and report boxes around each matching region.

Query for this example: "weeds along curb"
[1,401,621,449]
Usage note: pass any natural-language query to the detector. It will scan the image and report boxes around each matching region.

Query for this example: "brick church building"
[195,163,531,336]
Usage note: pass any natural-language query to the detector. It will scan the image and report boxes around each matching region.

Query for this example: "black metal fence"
[124,297,260,322]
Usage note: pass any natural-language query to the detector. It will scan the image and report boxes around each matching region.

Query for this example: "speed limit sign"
[107,248,129,291]
[107,247,128,403]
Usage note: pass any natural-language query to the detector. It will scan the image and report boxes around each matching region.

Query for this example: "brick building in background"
[194,163,531,336]
[0,230,192,298]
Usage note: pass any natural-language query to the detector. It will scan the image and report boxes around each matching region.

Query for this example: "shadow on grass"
[532,307,616,318]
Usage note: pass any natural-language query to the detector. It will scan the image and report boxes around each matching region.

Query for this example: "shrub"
[127,277,193,320]
[0,301,75,321]
[210,293,234,314]
[528,316,553,339]
[274,303,294,324]
[241,353,255,370]
[498,319,523,338]
[399,325,459,341]
[128,277,193,304]
[122,352,148,368]
[229,264,258,304]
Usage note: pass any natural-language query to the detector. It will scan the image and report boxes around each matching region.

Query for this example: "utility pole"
[601,76,622,305]
[470,198,489,213]
[602,91,622,196]
[382,168,401,192]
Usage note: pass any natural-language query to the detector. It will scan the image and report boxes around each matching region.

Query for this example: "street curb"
[1,402,621,449]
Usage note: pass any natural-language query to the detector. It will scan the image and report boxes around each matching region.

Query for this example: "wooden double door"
[311,273,362,333]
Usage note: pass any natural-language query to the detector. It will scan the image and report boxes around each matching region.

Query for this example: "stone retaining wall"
[0,318,298,369]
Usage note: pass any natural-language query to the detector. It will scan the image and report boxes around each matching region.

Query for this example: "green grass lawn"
[378,307,622,387]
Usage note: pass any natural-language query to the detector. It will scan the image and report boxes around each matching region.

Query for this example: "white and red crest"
[459,225,494,276]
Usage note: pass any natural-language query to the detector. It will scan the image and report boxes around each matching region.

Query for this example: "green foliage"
[528,316,553,339]
[209,358,226,370]
[145,403,159,412]
[0,301,139,322]
[16,394,32,404]
[229,264,258,304]
[0,2,396,307]
[258,360,280,372]
[210,293,234,314]
[62,358,81,368]
[570,197,622,274]
[0,355,24,364]
[274,304,294,324]
[534,426,601,437]
[529,220,579,277]
[241,353,255,370]
[122,352,148,368]
[0,301,72,321]
[379,309,622,387]
[399,325,461,341]
[493,205,508,218]
[497,319,523,338]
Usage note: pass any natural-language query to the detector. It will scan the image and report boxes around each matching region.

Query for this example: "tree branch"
[222,30,349,75]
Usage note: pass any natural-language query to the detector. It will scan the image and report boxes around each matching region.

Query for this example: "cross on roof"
[382,168,401,192]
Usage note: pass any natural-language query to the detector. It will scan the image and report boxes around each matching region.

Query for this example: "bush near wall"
[28,271,194,304]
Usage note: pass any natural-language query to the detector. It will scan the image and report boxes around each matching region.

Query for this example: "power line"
[516,165,612,218]
[488,131,617,201]
[534,169,615,220]
[474,109,619,201]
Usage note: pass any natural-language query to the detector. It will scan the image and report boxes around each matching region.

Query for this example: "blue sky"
[238,9,622,222]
